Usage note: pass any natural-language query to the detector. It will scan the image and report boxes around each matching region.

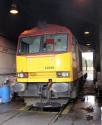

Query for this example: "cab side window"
[72,36,77,59]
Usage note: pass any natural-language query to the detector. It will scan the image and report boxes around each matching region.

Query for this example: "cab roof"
[20,24,71,37]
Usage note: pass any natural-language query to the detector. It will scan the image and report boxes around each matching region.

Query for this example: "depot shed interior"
[0,1,102,89]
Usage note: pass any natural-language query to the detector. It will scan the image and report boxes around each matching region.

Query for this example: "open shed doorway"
[82,52,93,81]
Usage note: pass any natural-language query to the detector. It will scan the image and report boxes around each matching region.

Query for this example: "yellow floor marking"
[19,106,30,111]
[62,104,72,115]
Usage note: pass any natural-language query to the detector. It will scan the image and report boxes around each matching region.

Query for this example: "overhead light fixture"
[10,3,18,15]
[86,43,91,46]
[84,29,90,35]
[84,31,90,35]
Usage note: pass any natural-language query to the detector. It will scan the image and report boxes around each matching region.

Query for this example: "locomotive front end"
[16,25,75,107]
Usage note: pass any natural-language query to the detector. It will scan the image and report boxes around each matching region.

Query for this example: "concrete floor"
[0,81,101,125]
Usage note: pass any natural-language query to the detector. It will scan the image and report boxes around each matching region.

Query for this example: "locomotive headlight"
[19,73,24,78]
[56,72,70,77]
[17,73,28,78]
[62,72,69,77]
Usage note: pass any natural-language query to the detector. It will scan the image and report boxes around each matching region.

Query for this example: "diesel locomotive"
[16,24,87,107]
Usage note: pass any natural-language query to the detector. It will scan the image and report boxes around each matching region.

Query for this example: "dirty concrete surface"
[0,80,101,125]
